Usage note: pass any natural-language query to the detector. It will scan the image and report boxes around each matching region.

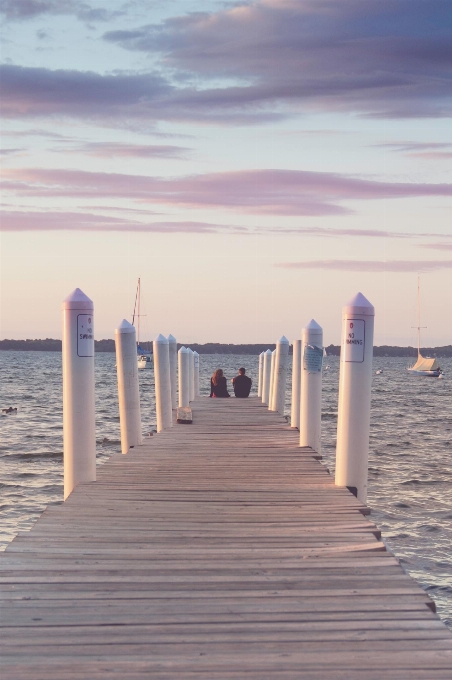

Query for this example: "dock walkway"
[1,397,451,678]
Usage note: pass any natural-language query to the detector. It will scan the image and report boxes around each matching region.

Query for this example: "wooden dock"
[1,397,451,678]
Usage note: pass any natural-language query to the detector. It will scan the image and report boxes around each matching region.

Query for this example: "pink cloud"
[2,167,450,217]
[0,211,245,234]
[70,142,191,159]
[276,260,452,273]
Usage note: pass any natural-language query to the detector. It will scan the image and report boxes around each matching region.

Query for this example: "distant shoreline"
[1,339,451,358]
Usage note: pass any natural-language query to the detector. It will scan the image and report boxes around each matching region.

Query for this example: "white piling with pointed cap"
[62,288,96,500]
[115,319,142,454]
[193,351,200,397]
[300,320,323,454]
[167,334,177,410]
[272,336,290,414]
[261,349,272,405]
[187,348,195,402]
[257,352,264,398]
[335,293,375,503]
[268,349,277,411]
[153,334,173,432]
[290,339,301,428]
[178,346,190,407]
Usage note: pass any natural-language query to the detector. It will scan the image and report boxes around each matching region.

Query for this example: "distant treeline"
[1,339,451,357]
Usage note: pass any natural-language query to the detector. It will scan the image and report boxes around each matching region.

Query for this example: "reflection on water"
[1,351,451,626]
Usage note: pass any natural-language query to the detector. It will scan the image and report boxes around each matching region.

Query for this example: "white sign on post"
[77,314,94,357]
[342,318,365,362]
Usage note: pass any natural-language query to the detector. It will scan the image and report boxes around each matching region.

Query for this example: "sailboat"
[132,278,153,370]
[407,277,442,377]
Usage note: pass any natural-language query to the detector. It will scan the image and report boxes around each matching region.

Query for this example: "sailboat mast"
[417,275,421,358]
[137,277,141,347]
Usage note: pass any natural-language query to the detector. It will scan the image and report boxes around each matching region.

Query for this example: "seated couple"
[210,368,252,398]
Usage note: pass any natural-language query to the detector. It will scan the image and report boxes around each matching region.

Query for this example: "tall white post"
[193,351,200,397]
[153,334,173,432]
[62,288,96,500]
[273,336,290,414]
[261,349,272,405]
[257,352,264,398]
[290,339,301,428]
[187,348,195,402]
[300,320,323,454]
[167,334,177,410]
[115,320,142,454]
[268,349,277,411]
[335,293,375,503]
[178,346,190,407]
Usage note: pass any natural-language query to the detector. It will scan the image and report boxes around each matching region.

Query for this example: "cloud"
[2,167,450,217]
[420,242,452,251]
[0,210,246,233]
[0,148,24,155]
[70,142,191,159]
[0,64,283,127]
[103,0,452,120]
[0,0,124,22]
[374,141,452,159]
[276,259,452,272]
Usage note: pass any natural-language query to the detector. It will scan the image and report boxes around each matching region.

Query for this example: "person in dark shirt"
[232,368,252,398]
[210,369,230,398]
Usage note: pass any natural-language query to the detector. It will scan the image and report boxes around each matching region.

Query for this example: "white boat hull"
[407,368,441,377]
[138,356,152,370]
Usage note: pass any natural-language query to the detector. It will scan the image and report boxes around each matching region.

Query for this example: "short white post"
[273,336,290,414]
[62,288,96,500]
[257,352,264,398]
[115,320,142,454]
[187,348,195,402]
[268,349,276,411]
[300,320,323,454]
[178,346,190,407]
[167,334,177,410]
[261,349,272,405]
[153,334,173,432]
[290,339,301,428]
[335,293,375,503]
[193,351,200,397]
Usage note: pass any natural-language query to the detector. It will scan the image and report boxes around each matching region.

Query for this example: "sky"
[0,0,451,346]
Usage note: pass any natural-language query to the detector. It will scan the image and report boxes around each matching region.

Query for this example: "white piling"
[178,346,190,407]
[268,349,277,411]
[335,293,375,503]
[193,351,200,397]
[153,334,173,432]
[257,352,264,398]
[261,349,272,405]
[272,336,290,414]
[187,348,195,402]
[115,320,142,454]
[62,288,96,500]
[300,320,323,454]
[167,334,177,410]
[290,339,302,428]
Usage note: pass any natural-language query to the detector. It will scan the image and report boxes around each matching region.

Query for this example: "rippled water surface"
[1,351,451,626]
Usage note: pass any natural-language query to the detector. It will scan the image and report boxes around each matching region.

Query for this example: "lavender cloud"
[103,0,452,119]
[277,259,452,273]
[2,167,450,217]
[0,0,124,22]
[0,211,245,233]
[70,142,191,159]
[374,141,452,159]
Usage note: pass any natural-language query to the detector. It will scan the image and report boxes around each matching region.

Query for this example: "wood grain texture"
[1,396,450,678]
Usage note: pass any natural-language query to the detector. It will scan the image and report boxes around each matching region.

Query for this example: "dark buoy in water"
[2,407,17,414]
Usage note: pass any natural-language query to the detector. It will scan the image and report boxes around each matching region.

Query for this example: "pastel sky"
[1,0,451,345]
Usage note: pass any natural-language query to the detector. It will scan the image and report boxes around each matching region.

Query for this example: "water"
[1,351,451,626]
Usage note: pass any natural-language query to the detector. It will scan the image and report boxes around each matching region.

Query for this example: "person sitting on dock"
[232,368,252,398]
[210,369,230,398]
